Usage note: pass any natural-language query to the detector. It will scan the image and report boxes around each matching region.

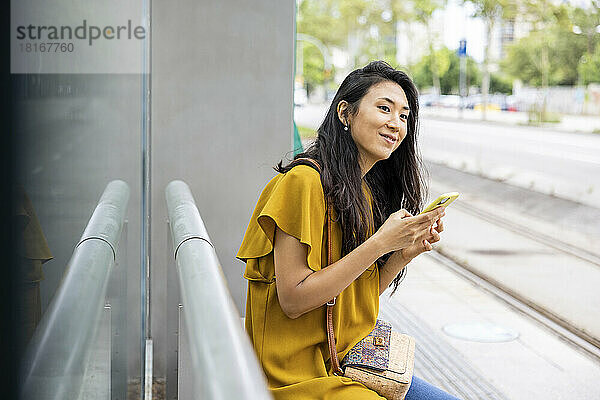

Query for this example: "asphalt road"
[420,118,600,208]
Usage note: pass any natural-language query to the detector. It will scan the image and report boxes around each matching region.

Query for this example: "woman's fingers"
[411,216,443,246]
[423,220,442,244]
[380,208,446,253]
[429,229,441,243]
[435,218,444,233]
[423,225,440,242]
[400,209,413,218]
[403,215,446,259]
[430,218,444,236]
[416,207,445,227]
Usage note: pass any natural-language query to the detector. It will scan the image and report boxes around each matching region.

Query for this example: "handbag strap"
[325,201,343,375]
[292,157,343,375]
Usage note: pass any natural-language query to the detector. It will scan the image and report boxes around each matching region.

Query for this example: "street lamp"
[296,33,332,73]
[296,33,333,102]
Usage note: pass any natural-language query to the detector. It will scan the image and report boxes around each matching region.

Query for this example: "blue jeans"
[405,376,462,400]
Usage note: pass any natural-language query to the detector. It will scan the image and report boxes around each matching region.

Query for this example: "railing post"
[110,221,128,400]
[166,221,179,400]
[165,180,272,400]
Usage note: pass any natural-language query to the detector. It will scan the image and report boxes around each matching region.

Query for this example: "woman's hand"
[373,207,445,255]
[377,215,445,294]
[400,216,444,262]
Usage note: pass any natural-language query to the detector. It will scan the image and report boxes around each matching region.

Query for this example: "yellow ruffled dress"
[237,165,384,400]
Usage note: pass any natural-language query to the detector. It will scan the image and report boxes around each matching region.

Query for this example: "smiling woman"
[237,61,458,400]
[336,81,411,175]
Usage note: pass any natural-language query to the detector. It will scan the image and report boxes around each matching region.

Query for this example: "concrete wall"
[151,1,295,376]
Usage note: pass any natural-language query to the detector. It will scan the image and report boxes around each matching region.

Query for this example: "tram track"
[428,200,600,362]
[451,199,600,269]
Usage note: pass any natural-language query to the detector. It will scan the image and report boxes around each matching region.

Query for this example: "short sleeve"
[236,165,326,276]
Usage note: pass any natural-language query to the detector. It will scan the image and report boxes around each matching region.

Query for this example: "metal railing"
[21,180,130,400]
[165,180,272,400]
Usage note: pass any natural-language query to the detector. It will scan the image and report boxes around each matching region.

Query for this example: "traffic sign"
[458,39,467,57]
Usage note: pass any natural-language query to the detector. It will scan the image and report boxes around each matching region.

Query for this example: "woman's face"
[339,80,410,175]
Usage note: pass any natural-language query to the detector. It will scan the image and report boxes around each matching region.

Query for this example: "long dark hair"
[276,61,428,294]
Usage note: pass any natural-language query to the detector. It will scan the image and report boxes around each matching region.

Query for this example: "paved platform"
[378,160,600,400]
[435,206,600,339]
[380,253,600,400]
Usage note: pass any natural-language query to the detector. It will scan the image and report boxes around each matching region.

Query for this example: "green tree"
[489,73,512,94]
[297,0,348,48]
[301,44,326,96]
[517,0,572,88]
[412,0,449,95]
[344,1,386,66]
[578,46,600,84]
[571,2,600,56]
[410,47,481,94]
[443,52,482,94]
[463,0,517,119]
[297,0,391,90]
[571,1,600,84]
[502,26,588,86]
[296,0,345,92]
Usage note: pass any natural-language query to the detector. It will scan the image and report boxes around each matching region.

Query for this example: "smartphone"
[419,192,460,215]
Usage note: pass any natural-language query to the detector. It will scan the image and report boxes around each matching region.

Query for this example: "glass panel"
[12,0,149,395]
[13,72,144,399]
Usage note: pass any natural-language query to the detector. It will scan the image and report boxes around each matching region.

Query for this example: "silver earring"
[344,125,348,131]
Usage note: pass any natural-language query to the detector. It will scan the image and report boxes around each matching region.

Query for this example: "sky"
[441,0,486,62]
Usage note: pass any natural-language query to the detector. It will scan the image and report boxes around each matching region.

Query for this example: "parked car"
[437,95,461,108]
[466,94,516,112]
[419,94,439,107]
[503,95,519,112]
[474,102,501,112]
[464,94,482,109]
